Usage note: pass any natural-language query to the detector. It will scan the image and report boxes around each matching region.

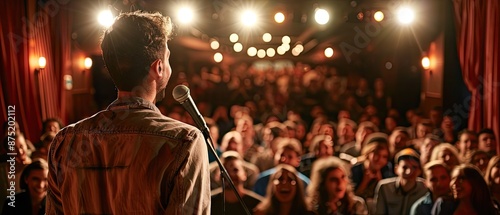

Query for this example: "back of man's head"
[101,11,173,91]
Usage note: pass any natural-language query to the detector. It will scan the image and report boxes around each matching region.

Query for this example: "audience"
[410,160,451,215]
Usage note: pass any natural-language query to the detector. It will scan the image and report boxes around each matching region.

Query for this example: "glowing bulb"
[214,52,223,63]
[84,57,93,69]
[234,43,243,52]
[422,57,430,69]
[38,57,46,69]
[397,7,415,25]
[229,33,239,43]
[98,10,114,27]
[314,8,329,25]
[275,12,285,23]
[263,33,272,42]
[210,40,220,50]
[374,11,384,22]
[324,48,334,58]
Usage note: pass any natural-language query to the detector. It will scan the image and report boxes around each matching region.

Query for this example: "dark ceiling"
[71,0,444,67]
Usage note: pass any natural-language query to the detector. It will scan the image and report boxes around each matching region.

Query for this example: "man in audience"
[410,160,451,215]
[211,151,263,214]
[344,121,378,158]
[419,134,441,166]
[335,118,357,156]
[374,148,427,215]
[456,129,478,162]
[252,138,310,196]
[477,128,497,156]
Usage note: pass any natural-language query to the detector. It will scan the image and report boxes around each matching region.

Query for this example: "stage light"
[295,44,304,53]
[234,43,243,52]
[374,11,384,22]
[38,57,47,69]
[84,57,93,69]
[241,10,257,26]
[177,7,194,24]
[282,36,291,44]
[397,7,414,25]
[210,40,220,50]
[214,52,223,63]
[314,8,329,25]
[324,47,334,58]
[257,49,266,58]
[247,47,257,56]
[277,46,286,55]
[98,10,114,27]
[229,33,239,43]
[274,12,285,23]
[263,33,272,42]
[282,43,290,51]
[421,56,430,69]
[267,48,276,57]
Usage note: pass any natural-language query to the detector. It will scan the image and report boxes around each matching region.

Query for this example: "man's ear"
[150,59,163,78]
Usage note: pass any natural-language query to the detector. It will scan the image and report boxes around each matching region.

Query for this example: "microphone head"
[172,85,190,103]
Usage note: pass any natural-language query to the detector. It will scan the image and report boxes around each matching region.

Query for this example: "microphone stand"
[200,127,251,215]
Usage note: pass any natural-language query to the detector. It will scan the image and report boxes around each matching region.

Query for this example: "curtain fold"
[1,0,70,141]
[453,0,500,154]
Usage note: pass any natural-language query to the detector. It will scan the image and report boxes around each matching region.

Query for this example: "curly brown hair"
[101,11,173,91]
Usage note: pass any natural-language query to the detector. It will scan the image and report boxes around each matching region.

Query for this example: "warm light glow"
[241,10,257,26]
[277,46,286,55]
[397,7,415,25]
[274,12,285,23]
[282,43,290,51]
[263,33,272,42]
[177,7,194,24]
[210,40,220,50]
[234,43,243,52]
[421,56,431,69]
[247,47,257,56]
[229,33,239,43]
[291,48,300,56]
[257,49,266,58]
[282,36,291,44]
[266,48,276,57]
[98,10,114,27]
[314,8,330,25]
[324,47,334,58]
[374,11,384,22]
[84,57,93,69]
[295,44,304,53]
[385,62,393,70]
[214,52,223,63]
[38,57,46,69]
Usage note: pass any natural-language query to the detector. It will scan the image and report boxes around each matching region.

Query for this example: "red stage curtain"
[453,0,500,154]
[0,0,70,141]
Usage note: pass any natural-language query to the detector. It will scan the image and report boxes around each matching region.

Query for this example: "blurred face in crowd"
[470,152,490,173]
[277,148,301,167]
[478,133,496,154]
[441,116,454,131]
[396,159,421,181]
[325,168,348,201]
[438,149,460,170]
[416,124,432,139]
[26,169,49,200]
[457,133,478,154]
[368,148,389,171]
[491,162,500,185]
[316,139,334,158]
[420,138,439,165]
[224,158,247,185]
[273,169,297,203]
[450,170,472,200]
[426,166,451,198]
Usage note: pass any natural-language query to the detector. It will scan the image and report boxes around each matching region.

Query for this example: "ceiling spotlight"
[234,43,243,52]
[397,7,415,25]
[314,8,330,25]
[247,47,257,57]
[214,52,223,63]
[241,10,257,26]
[324,47,334,58]
[177,7,194,24]
[210,40,220,50]
[263,33,272,42]
[97,10,114,27]
[374,11,384,22]
[267,48,276,57]
[257,49,266,58]
[274,12,285,23]
[282,36,291,44]
[229,33,239,43]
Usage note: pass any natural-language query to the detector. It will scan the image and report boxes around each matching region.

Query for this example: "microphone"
[172,85,210,139]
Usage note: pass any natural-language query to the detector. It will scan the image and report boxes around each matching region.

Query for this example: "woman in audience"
[2,159,48,215]
[253,164,312,215]
[307,157,367,215]
[432,164,499,215]
[430,143,461,172]
[484,156,500,207]
[466,150,490,175]
[350,141,394,201]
